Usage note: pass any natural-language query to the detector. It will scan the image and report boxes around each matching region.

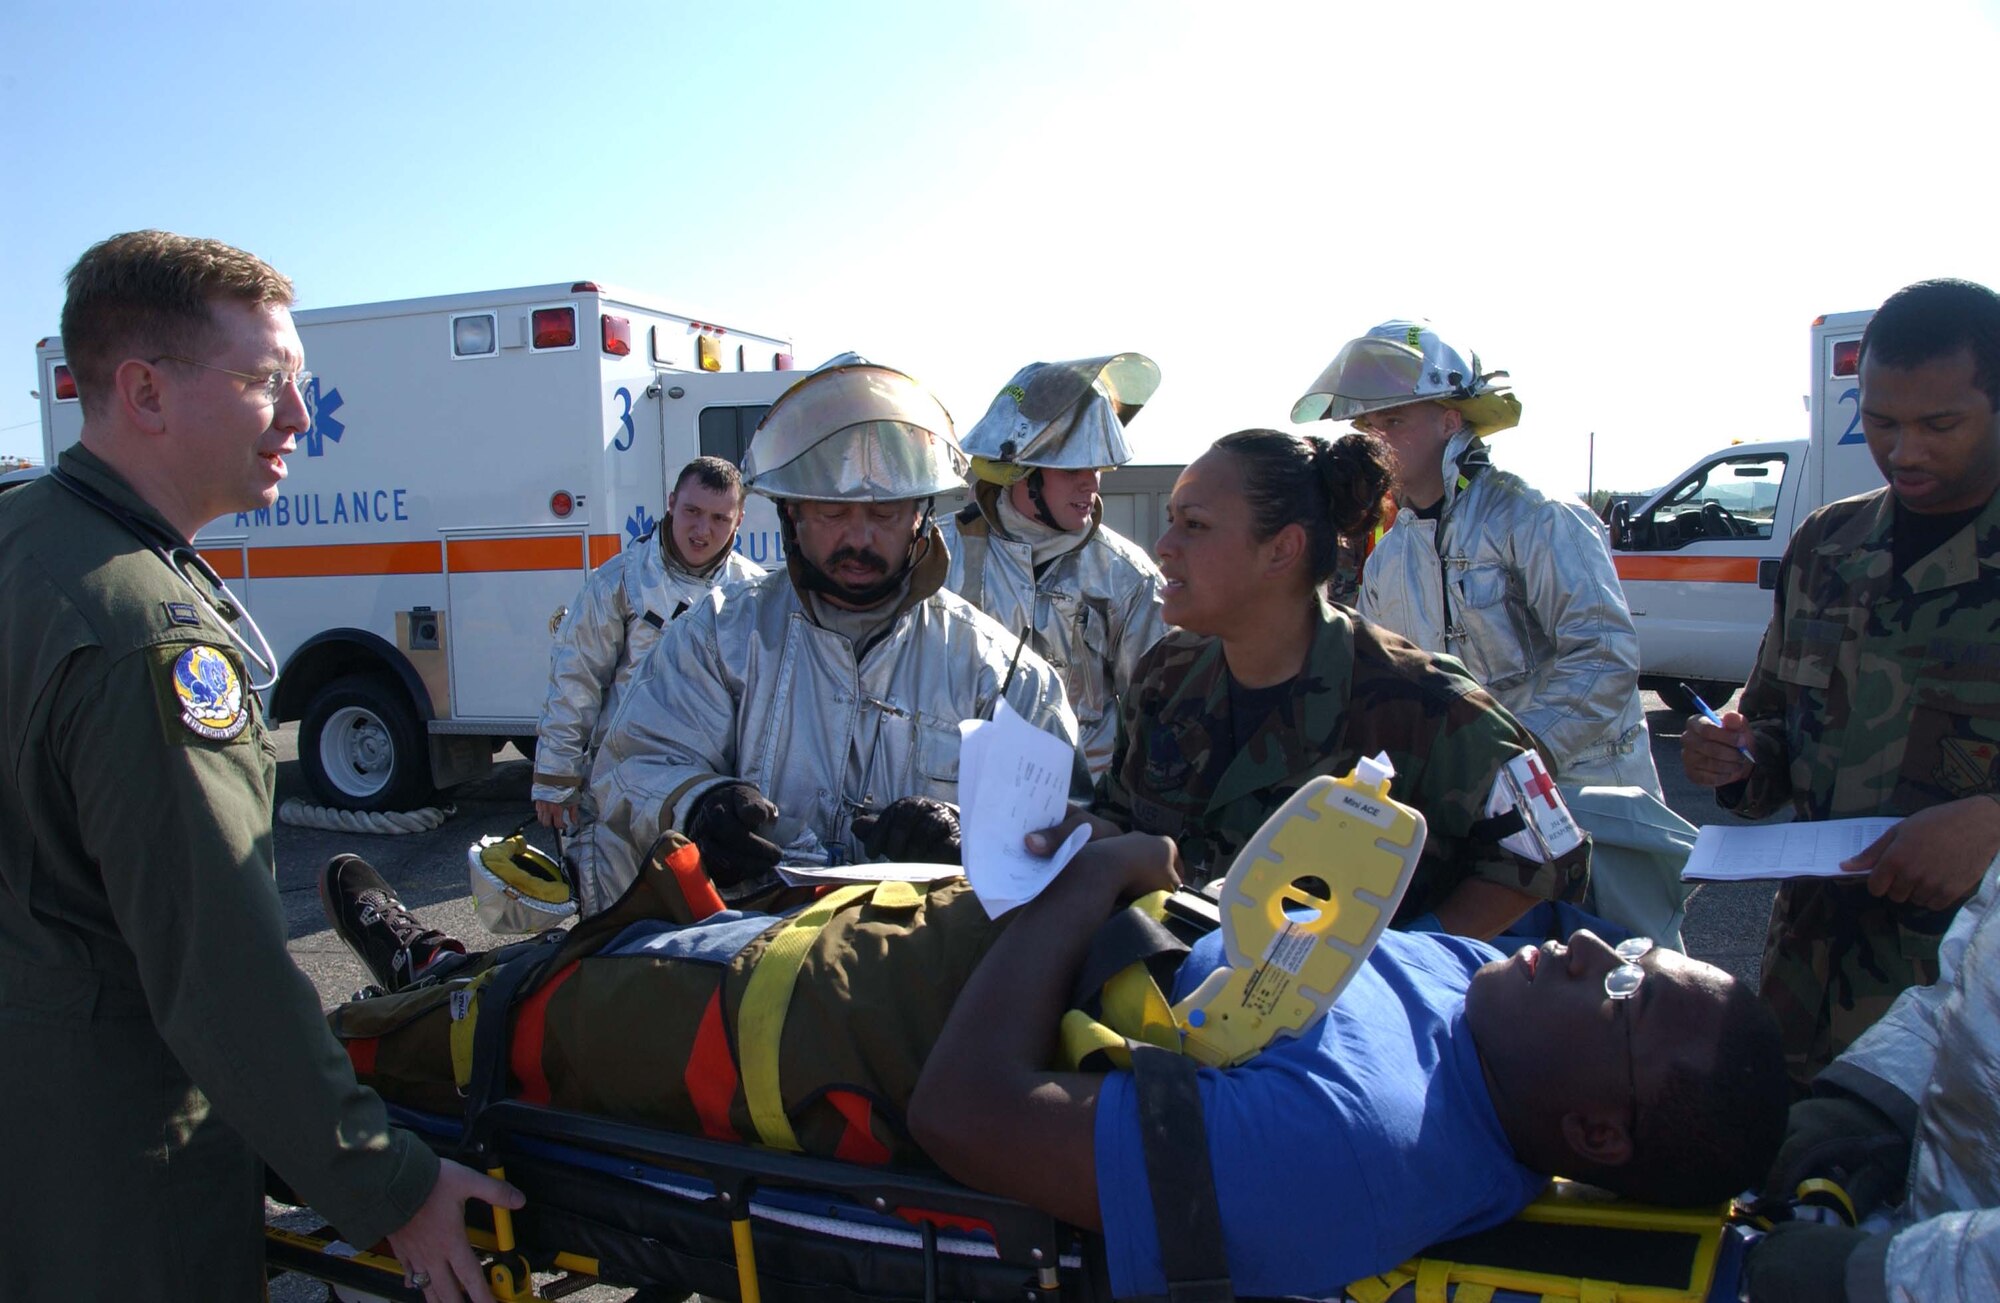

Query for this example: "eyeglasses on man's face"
[1605,936,1654,1001]
[1608,936,1655,1142]
[151,355,311,405]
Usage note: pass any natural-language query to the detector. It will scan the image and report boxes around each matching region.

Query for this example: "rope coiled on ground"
[277,799,455,835]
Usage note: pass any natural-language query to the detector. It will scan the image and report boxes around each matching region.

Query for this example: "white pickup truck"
[1609,309,1878,713]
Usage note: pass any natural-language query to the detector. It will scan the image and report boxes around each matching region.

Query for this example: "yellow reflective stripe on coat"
[736,883,880,1151]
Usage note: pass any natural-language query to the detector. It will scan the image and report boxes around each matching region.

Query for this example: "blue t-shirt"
[1093,930,1547,1298]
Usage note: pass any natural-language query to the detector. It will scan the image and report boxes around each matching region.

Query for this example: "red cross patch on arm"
[1484,752,1584,862]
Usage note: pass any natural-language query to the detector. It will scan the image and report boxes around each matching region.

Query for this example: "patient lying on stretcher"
[324,830,1787,1300]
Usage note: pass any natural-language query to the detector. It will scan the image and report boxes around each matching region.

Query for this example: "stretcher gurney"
[267,1096,1105,1303]
[268,771,1754,1301]
[264,1096,1755,1303]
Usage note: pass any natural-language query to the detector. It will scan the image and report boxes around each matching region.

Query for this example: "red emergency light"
[1832,340,1860,377]
[533,307,577,350]
[53,365,77,401]
[550,490,576,519]
[601,314,632,357]
[775,352,795,371]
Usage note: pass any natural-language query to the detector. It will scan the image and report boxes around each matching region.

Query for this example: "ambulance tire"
[300,674,436,812]
[1655,678,1739,719]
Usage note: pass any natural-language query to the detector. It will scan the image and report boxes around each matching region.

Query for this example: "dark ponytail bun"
[1314,431,1396,538]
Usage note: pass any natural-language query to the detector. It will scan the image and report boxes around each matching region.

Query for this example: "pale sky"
[5,0,1998,494]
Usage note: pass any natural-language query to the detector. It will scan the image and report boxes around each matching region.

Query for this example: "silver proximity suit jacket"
[1819,860,2000,1302]
[939,485,1169,779]
[531,535,764,805]
[586,531,1079,905]
[1359,432,1656,791]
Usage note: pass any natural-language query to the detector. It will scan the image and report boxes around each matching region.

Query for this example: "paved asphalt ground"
[268,690,1783,1300]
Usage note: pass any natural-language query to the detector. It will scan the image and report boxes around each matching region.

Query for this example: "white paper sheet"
[958,700,1092,917]
[1679,817,1900,882]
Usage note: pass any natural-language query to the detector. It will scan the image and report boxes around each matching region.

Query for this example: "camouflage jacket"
[1729,487,2000,824]
[1093,602,1590,916]
[1731,486,2000,1086]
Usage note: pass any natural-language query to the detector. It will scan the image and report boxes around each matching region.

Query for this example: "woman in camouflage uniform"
[1072,429,1590,938]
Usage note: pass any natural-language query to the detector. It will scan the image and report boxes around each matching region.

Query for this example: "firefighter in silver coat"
[588,361,1079,909]
[1295,321,1688,944]
[532,458,763,826]
[942,354,1170,779]
[1747,858,2000,1302]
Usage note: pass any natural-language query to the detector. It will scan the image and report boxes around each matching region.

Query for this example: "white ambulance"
[35,283,798,809]
[1608,309,1877,712]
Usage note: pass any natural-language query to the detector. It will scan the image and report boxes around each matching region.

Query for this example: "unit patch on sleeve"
[167,644,250,741]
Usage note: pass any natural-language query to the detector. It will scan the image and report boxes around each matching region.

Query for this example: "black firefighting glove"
[685,782,783,888]
[1759,1091,1911,1215]
[851,796,962,865]
[1745,1222,1882,1302]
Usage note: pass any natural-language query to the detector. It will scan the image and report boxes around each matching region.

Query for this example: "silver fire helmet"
[1290,321,1521,436]
[960,353,1160,474]
[742,363,966,502]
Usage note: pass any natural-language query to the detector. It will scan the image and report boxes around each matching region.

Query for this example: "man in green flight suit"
[0,231,520,1302]
[1684,277,2000,1094]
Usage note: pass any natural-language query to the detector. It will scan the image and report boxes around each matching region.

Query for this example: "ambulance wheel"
[300,675,435,811]
[1656,679,1738,718]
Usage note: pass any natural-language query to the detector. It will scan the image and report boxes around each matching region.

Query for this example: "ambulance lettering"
[737,530,785,565]
[234,489,410,529]
[1836,386,1864,445]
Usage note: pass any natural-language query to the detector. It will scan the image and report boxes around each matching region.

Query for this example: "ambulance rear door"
[1809,309,1879,509]
[34,340,84,462]
[658,369,811,569]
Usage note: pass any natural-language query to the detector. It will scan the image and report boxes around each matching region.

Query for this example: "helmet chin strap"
[1021,469,1064,531]
[781,499,934,607]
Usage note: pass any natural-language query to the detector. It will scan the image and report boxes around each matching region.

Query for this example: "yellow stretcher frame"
[263,1185,1744,1303]
[1345,1181,1737,1303]
[264,1099,1083,1302]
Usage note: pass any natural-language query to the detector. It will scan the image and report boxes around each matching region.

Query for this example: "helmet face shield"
[962,353,1158,470]
[752,421,965,502]
[744,365,965,501]
[1291,320,1519,435]
[1289,336,1431,424]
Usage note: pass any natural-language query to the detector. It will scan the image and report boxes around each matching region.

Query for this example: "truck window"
[697,404,770,468]
[1623,453,1789,550]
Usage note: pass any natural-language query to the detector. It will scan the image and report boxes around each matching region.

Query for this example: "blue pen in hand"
[1680,682,1758,765]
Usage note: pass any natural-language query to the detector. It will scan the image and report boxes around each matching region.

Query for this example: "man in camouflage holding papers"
[1685,278,2000,1092]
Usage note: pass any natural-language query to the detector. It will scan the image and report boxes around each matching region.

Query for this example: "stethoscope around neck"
[50,466,281,692]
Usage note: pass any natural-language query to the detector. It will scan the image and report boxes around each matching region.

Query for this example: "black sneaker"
[319,854,464,993]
